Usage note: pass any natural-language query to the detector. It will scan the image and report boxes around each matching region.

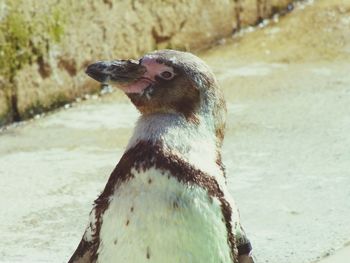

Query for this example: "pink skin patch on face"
[119,78,153,94]
[120,57,175,94]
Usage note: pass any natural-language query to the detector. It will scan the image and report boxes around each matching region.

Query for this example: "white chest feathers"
[95,167,232,263]
[127,113,221,177]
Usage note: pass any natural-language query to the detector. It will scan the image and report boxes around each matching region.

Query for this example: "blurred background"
[0,0,350,262]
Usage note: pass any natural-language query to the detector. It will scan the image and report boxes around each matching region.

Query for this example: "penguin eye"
[160,71,173,79]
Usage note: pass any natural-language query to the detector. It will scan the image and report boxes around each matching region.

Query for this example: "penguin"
[68,50,254,263]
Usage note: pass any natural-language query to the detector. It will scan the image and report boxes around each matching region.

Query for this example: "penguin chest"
[96,167,232,263]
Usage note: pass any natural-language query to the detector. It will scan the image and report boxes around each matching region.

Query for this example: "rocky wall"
[0,0,293,125]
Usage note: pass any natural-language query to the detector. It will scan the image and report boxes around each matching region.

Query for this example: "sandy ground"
[315,245,350,263]
[1,0,350,262]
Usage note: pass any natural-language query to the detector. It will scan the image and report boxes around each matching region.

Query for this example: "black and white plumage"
[68,50,254,263]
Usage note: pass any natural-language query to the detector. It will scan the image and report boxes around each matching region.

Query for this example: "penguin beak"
[85,60,147,85]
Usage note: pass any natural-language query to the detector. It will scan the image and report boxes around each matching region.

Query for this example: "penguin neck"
[126,112,222,176]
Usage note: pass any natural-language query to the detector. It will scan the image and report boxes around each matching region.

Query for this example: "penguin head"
[86,50,226,145]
